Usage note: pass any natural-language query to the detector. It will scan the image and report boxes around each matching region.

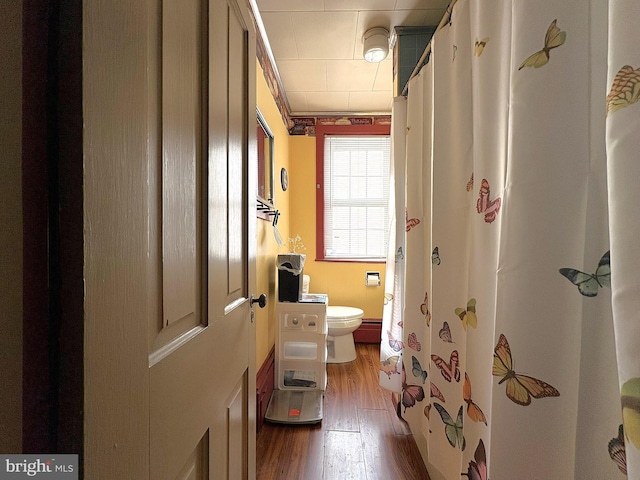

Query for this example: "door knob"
[251,293,267,308]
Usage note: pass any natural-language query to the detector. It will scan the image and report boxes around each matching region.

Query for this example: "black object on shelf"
[277,254,305,302]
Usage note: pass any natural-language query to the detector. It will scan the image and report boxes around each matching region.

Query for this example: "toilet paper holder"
[365,271,381,286]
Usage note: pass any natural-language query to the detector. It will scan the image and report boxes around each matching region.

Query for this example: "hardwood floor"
[256,343,431,480]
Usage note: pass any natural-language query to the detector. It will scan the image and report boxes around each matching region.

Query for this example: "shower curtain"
[379,0,640,478]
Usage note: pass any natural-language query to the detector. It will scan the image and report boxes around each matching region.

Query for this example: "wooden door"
[83,1,257,479]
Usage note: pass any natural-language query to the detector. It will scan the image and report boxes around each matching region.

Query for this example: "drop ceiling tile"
[254,0,446,115]
[348,91,393,113]
[324,0,391,11]
[354,11,394,49]
[352,9,441,58]
[305,92,350,113]
[326,60,379,91]
[357,9,435,35]
[261,13,298,59]
[256,0,324,12]
[284,91,309,113]
[276,60,327,92]
[372,60,393,91]
[291,12,358,60]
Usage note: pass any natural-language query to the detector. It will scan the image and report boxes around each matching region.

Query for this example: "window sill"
[315,258,386,264]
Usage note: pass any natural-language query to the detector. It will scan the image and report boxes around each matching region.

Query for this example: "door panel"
[227,4,247,296]
[83,0,256,478]
[83,2,153,477]
[161,0,204,330]
[150,0,255,479]
[153,0,207,357]
[150,0,256,479]
[227,374,249,479]
[175,433,209,480]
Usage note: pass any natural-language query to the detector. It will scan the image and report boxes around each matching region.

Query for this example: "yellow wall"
[255,61,387,370]
[255,61,290,369]
[288,136,386,319]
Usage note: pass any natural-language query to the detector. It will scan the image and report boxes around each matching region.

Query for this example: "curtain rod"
[400,0,458,96]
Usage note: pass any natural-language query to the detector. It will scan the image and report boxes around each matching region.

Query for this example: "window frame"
[315,123,391,263]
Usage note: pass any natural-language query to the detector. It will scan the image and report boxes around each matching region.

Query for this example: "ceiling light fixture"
[362,27,389,63]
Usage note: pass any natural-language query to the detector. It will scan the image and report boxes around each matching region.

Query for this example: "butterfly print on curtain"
[462,438,487,480]
[492,334,560,406]
[463,373,487,425]
[387,330,403,352]
[430,382,446,402]
[433,403,465,450]
[420,292,432,326]
[608,424,627,475]
[408,332,422,351]
[474,38,489,58]
[424,404,431,420]
[621,378,640,449]
[559,250,610,297]
[411,355,428,384]
[476,179,501,223]
[439,321,454,343]
[456,298,478,330]
[606,65,640,116]
[406,209,420,232]
[432,350,461,382]
[466,173,474,191]
[380,355,400,380]
[518,19,566,70]
[432,247,441,265]
[402,366,425,412]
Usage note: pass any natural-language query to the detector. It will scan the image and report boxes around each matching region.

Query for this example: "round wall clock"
[280,167,288,191]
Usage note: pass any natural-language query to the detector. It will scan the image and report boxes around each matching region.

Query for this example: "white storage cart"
[265,294,328,424]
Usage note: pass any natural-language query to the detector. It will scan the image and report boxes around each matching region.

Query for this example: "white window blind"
[323,135,390,260]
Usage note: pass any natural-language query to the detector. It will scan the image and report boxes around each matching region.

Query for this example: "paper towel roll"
[273,224,283,247]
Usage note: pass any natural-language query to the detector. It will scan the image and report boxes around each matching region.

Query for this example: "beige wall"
[0,0,23,453]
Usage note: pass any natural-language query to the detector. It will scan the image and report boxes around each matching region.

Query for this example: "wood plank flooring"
[256,343,431,480]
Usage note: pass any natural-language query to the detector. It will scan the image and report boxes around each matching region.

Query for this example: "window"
[316,125,391,261]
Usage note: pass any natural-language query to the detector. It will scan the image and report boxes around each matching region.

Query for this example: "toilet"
[302,275,363,364]
[326,306,363,363]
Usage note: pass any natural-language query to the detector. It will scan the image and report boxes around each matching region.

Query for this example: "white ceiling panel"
[260,13,298,59]
[372,61,393,91]
[284,91,309,113]
[305,92,351,113]
[255,0,448,116]
[326,60,379,91]
[324,0,394,11]
[348,91,393,112]
[256,0,324,13]
[276,60,327,92]
[291,12,359,60]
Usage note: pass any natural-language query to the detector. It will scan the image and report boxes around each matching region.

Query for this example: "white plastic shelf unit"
[275,296,328,391]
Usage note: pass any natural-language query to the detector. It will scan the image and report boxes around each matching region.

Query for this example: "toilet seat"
[327,306,364,321]
[326,306,364,331]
